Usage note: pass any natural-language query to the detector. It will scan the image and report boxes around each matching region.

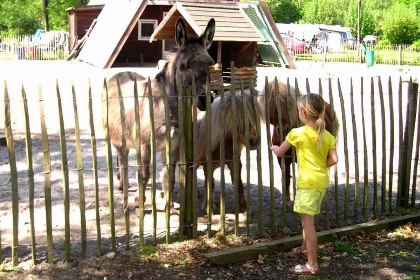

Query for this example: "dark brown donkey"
[102,18,216,208]
[259,79,339,201]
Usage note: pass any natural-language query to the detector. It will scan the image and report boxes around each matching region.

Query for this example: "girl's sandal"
[292,247,308,259]
[289,263,319,275]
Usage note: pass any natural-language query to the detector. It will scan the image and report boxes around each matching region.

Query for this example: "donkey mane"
[196,91,258,158]
[258,80,299,129]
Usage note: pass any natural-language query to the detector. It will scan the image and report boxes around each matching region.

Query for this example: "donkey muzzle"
[197,95,214,111]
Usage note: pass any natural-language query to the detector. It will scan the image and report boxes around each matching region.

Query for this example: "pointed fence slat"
[116,77,130,250]
[160,80,171,243]
[102,79,116,252]
[411,84,420,207]
[4,81,19,266]
[88,80,101,256]
[219,81,226,237]
[71,81,87,258]
[360,77,369,222]
[184,86,194,238]
[251,82,263,236]
[349,78,360,223]
[397,78,403,210]
[370,77,378,218]
[274,77,288,229]
[378,77,387,215]
[38,85,54,263]
[230,82,240,236]
[387,77,395,213]
[191,81,198,238]
[21,85,36,264]
[287,78,298,231]
[178,84,186,241]
[402,79,418,207]
[147,80,157,242]
[319,80,330,228]
[240,80,251,237]
[263,77,275,234]
[133,78,145,248]
[205,82,213,238]
[56,80,71,261]
[327,78,339,227]
[337,78,349,225]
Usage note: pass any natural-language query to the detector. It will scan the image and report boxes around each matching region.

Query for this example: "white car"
[363,35,376,45]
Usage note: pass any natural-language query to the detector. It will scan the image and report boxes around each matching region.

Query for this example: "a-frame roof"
[76,0,148,68]
[150,2,264,42]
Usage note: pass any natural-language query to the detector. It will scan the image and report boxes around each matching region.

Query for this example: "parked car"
[281,35,306,54]
[363,35,376,45]
[38,31,69,51]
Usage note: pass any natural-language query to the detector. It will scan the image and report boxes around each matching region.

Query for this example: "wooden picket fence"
[1,74,419,266]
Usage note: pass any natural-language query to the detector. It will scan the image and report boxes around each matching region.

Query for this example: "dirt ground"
[0,221,419,280]
[0,60,420,279]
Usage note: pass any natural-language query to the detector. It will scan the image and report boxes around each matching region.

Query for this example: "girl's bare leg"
[300,214,317,268]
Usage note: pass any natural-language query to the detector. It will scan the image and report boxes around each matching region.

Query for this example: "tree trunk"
[43,0,49,31]
[357,0,361,44]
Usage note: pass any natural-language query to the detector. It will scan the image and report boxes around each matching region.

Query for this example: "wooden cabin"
[67,0,293,89]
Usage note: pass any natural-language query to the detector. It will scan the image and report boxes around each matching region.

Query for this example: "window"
[138,19,158,41]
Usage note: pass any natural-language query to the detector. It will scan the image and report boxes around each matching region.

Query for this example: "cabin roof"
[76,0,148,68]
[150,2,264,42]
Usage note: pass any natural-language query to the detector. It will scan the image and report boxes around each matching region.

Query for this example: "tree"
[267,0,301,23]
[299,0,348,25]
[346,0,375,39]
[43,0,50,31]
[382,2,419,44]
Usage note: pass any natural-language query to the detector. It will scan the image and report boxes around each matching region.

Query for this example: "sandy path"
[0,60,419,263]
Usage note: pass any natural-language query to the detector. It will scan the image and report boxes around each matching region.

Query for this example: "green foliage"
[346,0,375,38]
[0,0,43,34]
[299,0,348,25]
[0,0,79,34]
[267,0,301,23]
[382,2,419,44]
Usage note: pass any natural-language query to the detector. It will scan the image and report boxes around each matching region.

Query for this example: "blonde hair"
[298,93,326,151]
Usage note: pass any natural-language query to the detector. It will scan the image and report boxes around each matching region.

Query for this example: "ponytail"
[298,93,326,151]
[315,109,326,151]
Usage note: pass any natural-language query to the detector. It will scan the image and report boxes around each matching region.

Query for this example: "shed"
[67,0,294,73]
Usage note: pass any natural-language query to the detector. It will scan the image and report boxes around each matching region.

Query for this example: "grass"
[294,46,420,66]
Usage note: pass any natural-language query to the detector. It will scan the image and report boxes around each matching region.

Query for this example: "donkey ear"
[200,18,215,50]
[175,18,189,50]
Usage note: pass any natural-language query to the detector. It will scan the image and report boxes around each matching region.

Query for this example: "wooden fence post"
[184,86,194,238]
[116,77,130,250]
[4,81,19,266]
[38,85,54,263]
[56,80,71,261]
[21,85,36,265]
[400,79,418,207]
[72,81,87,258]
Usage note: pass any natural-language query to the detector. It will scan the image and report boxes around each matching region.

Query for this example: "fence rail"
[0,33,69,61]
[280,44,420,66]
[0,70,419,266]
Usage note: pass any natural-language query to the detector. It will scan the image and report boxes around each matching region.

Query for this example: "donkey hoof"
[163,206,179,215]
[134,196,146,208]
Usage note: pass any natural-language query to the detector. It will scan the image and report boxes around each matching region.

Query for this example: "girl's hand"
[270,140,292,157]
[270,145,281,157]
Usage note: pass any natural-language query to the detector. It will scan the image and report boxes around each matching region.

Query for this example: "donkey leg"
[227,161,247,213]
[201,166,216,216]
[272,126,292,202]
[115,147,128,191]
[160,148,179,215]
[135,143,151,208]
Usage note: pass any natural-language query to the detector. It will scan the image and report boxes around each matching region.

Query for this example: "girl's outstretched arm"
[327,149,338,167]
[270,140,292,157]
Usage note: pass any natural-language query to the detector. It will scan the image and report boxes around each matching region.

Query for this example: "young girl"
[271,93,338,275]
